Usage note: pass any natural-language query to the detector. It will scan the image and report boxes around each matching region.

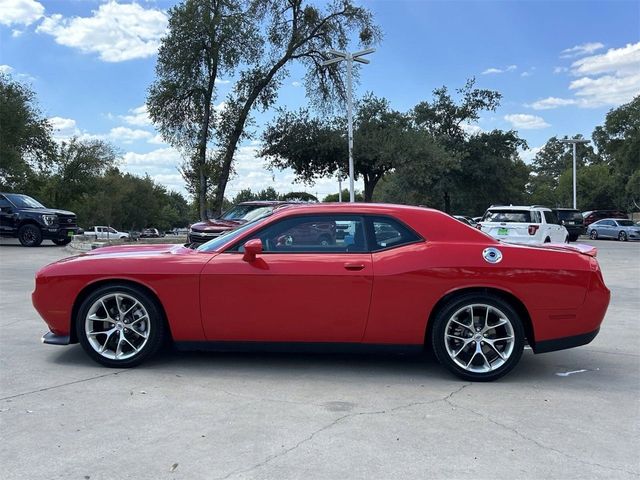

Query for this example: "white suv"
[478,205,569,244]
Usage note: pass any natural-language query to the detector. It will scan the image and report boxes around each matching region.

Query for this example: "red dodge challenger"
[33,203,610,381]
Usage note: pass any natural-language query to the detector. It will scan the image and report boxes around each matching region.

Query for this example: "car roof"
[237,200,292,206]
[486,205,551,211]
[553,208,580,211]
[266,202,443,218]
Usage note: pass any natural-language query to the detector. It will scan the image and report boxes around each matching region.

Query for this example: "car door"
[543,211,565,242]
[199,214,373,343]
[0,195,17,235]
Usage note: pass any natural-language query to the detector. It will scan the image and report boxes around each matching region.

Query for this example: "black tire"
[544,237,551,243]
[430,294,525,382]
[590,229,598,240]
[318,234,334,246]
[76,284,165,368]
[618,231,628,242]
[568,234,579,242]
[52,238,72,246]
[18,224,43,247]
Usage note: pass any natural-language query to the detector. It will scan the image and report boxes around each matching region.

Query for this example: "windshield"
[219,204,267,220]
[242,206,274,222]
[617,220,634,226]
[197,215,271,252]
[5,194,46,209]
[483,210,531,223]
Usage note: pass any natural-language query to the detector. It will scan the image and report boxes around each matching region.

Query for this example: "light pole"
[559,138,590,209]
[322,48,375,202]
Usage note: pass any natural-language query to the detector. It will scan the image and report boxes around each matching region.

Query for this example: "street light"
[322,48,375,202]
[559,138,590,209]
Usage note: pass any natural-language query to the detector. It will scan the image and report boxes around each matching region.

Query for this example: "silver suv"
[479,205,569,244]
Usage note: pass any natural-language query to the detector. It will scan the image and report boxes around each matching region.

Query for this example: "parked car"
[454,215,477,227]
[140,228,162,238]
[188,201,289,245]
[34,203,610,382]
[478,205,568,244]
[84,226,130,240]
[0,192,78,247]
[588,218,640,241]
[582,210,627,227]
[552,208,585,242]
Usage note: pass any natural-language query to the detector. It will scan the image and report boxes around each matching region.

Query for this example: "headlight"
[42,214,58,226]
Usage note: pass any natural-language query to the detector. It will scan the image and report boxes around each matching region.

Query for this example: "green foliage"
[231,187,318,203]
[211,0,381,214]
[147,0,259,220]
[0,74,56,190]
[557,164,617,210]
[323,189,363,202]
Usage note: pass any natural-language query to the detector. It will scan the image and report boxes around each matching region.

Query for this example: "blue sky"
[1,0,638,199]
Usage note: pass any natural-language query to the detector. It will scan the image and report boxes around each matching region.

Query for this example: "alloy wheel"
[84,292,151,360]
[444,304,515,374]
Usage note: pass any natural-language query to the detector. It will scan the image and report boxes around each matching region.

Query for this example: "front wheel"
[76,285,165,367]
[18,224,43,247]
[590,229,598,240]
[568,234,579,242]
[618,231,628,241]
[431,294,525,381]
[52,238,72,246]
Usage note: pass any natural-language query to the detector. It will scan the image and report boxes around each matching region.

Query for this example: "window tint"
[617,220,633,226]
[556,210,583,222]
[369,216,421,251]
[602,220,615,226]
[0,196,11,209]
[531,211,542,223]
[233,215,366,253]
[543,211,559,224]
[484,210,531,223]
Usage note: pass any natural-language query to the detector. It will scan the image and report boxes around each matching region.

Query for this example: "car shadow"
[47,344,590,386]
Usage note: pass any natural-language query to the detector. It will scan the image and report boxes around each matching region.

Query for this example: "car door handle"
[344,263,365,271]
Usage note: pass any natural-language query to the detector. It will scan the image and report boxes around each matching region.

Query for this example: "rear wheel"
[18,224,43,247]
[544,237,551,243]
[568,234,579,242]
[431,294,525,381]
[590,229,598,240]
[76,284,165,367]
[618,231,628,241]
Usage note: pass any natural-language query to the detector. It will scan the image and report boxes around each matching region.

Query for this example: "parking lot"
[0,238,638,480]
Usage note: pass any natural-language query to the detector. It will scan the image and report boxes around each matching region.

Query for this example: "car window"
[108,227,118,234]
[483,210,531,223]
[369,216,421,251]
[220,204,266,220]
[617,220,633,226]
[543,211,559,224]
[0,196,11,209]
[531,211,542,223]
[197,217,272,252]
[232,215,366,253]
[4,194,45,209]
[556,211,582,222]
[600,220,614,226]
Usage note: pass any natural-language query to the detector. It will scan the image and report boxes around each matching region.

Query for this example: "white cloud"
[520,71,531,77]
[215,78,230,85]
[147,134,165,145]
[109,126,153,143]
[120,105,152,127]
[560,42,604,58]
[481,65,517,75]
[519,146,542,164]
[569,42,640,107]
[527,97,577,110]
[0,64,14,75]
[553,66,568,74]
[48,116,76,132]
[504,114,550,130]
[291,81,302,87]
[36,1,168,62]
[460,122,482,136]
[0,0,44,26]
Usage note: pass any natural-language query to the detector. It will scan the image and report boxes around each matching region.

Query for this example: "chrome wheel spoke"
[484,339,505,360]
[128,315,148,326]
[127,327,147,339]
[450,317,474,332]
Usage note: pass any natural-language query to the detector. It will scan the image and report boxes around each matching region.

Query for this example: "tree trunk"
[443,190,451,213]
[364,178,375,202]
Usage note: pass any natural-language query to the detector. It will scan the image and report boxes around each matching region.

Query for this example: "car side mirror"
[242,239,263,262]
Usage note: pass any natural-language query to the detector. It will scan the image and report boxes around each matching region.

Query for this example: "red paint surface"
[33,204,610,349]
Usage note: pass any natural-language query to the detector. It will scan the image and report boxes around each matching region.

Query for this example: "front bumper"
[42,227,79,240]
[42,331,70,345]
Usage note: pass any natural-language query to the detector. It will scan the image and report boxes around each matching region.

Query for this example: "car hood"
[191,219,244,231]
[20,208,76,216]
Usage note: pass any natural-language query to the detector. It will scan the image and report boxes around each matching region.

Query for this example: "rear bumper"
[42,331,71,345]
[533,328,599,354]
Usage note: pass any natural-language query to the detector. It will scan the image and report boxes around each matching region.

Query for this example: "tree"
[593,95,640,209]
[0,74,56,190]
[323,189,363,202]
[280,191,318,202]
[262,95,414,202]
[147,0,259,221]
[557,164,617,210]
[211,0,380,215]
[410,78,503,212]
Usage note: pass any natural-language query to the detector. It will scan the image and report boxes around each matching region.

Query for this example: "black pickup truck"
[0,193,79,247]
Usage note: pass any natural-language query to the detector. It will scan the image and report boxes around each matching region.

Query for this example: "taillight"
[528,225,539,235]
